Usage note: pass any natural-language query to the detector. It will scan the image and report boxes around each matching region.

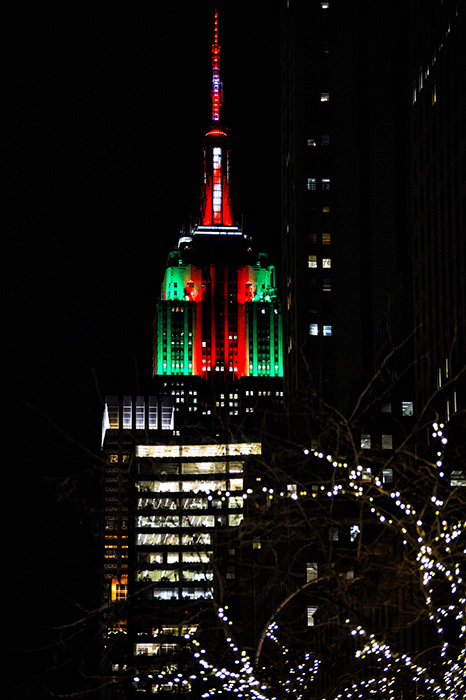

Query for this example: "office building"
[281,0,464,434]
[278,1,465,697]
[408,0,465,427]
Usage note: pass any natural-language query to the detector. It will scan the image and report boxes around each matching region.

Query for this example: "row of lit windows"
[148,588,213,601]
[360,434,393,450]
[137,532,211,546]
[136,513,244,529]
[139,552,212,565]
[137,459,243,474]
[137,496,243,510]
[249,363,280,372]
[104,545,128,559]
[136,443,260,458]
[309,232,331,245]
[136,643,180,656]
[151,626,199,639]
[163,363,192,371]
[309,323,332,336]
[380,400,414,416]
[136,570,214,583]
[307,177,331,190]
[151,681,191,693]
[308,255,331,268]
[136,479,243,494]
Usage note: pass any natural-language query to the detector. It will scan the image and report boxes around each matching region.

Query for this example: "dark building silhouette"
[277,0,465,696]
[408,0,465,428]
[280,0,464,435]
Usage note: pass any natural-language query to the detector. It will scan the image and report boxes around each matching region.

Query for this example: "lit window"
[123,396,132,429]
[308,254,318,268]
[321,134,330,145]
[382,468,393,484]
[382,434,393,450]
[320,92,330,102]
[307,177,317,190]
[322,257,331,268]
[322,178,330,190]
[307,138,317,147]
[361,434,371,449]
[307,562,318,582]
[322,232,331,245]
[322,206,331,213]
[350,525,360,542]
[401,401,413,416]
[381,402,392,414]
[323,325,332,336]
[253,536,261,550]
[309,323,319,336]
[450,470,466,487]
[307,605,318,626]
[323,278,331,292]
[328,526,339,542]
[321,1,329,7]
[111,576,128,602]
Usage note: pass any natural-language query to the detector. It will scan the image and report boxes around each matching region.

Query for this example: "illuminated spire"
[199,10,234,227]
[211,9,223,122]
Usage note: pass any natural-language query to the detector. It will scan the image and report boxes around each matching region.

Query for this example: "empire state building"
[151,10,283,430]
[100,11,284,698]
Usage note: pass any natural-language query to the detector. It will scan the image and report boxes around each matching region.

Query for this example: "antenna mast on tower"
[211,10,223,122]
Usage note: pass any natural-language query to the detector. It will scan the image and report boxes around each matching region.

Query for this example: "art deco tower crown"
[153,11,282,388]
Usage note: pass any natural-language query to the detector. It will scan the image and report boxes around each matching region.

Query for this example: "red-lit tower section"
[152,11,283,418]
[200,11,233,228]
[153,251,282,381]
[200,127,234,227]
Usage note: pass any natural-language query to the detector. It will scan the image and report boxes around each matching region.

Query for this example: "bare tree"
[149,368,466,700]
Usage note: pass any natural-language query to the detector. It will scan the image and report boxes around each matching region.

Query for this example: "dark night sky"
[8,4,281,697]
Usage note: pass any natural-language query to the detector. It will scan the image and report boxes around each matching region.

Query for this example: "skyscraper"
[100,12,283,697]
[277,1,465,697]
[281,0,464,444]
[408,0,465,428]
[281,0,411,422]
[151,10,283,432]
